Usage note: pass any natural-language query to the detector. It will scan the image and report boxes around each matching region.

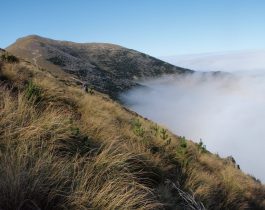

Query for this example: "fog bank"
[121,71,265,182]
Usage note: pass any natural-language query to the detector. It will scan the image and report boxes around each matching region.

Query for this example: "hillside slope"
[1,49,265,209]
[6,35,192,98]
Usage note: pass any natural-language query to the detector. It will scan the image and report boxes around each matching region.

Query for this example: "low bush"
[1,53,19,63]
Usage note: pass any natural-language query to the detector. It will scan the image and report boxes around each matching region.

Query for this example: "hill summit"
[7,35,192,98]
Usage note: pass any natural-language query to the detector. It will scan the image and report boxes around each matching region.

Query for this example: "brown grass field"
[0,54,265,209]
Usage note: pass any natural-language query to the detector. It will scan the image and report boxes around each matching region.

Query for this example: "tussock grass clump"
[25,80,43,101]
[0,87,162,210]
[0,88,73,209]
[68,142,162,210]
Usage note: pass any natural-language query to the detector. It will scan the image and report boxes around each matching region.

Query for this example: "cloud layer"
[121,52,265,182]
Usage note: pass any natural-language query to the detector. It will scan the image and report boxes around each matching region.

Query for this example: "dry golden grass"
[0,87,163,210]
[183,153,265,209]
[1,58,265,209]
[0,87,72,209]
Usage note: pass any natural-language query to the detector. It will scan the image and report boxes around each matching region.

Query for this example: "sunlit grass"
[0,58,265,209]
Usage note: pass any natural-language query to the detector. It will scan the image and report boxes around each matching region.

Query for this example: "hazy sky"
[1,0,265,56]
[161,50,265,72]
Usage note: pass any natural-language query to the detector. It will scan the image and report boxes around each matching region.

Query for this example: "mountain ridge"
[6,35,193,98]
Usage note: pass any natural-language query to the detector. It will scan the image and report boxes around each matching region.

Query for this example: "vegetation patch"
[1,52,19,63]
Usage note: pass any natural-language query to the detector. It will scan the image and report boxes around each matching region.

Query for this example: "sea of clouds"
[121,50,265,182]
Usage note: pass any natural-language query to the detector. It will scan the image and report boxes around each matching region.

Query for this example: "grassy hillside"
[0,52,265,210]
[6,35,192,98]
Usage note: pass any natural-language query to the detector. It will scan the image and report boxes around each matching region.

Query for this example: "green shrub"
[176,136,187,156]
[197,139,207,153]
[160,128,168,140]
[1,53,19,63]
[132,119,145,137]
[150,124,159,137]
[160,128,171,147]
[175,136,193,169]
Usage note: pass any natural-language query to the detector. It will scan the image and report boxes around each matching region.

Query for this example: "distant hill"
[6,35,192,98]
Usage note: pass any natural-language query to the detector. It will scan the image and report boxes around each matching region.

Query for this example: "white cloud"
[160,50,265,73]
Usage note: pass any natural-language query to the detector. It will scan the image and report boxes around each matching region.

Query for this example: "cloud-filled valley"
[121,51,265,182]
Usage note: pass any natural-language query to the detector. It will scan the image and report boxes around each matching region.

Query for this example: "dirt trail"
[32,49,42,67]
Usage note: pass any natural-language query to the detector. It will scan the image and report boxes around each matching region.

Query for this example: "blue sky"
[1,0,265,56]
